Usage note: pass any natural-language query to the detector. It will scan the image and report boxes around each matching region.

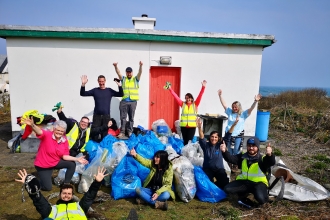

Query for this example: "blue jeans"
[228,137,242,155]
[135,187,170,205]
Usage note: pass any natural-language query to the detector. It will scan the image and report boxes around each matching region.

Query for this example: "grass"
[273,148,283,156]
[258,88,330,143]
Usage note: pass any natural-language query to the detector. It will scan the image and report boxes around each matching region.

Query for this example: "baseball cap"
[126,67,133,72]
[246,136,260,148]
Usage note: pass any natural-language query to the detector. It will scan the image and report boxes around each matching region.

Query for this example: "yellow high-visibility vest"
[180,103,197,127]
[122,76,139,100]
[66,123,90,152]
[48,202,87,219]
[236,156,269,186]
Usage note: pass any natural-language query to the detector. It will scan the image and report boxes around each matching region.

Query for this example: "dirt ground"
[0,117,330,219]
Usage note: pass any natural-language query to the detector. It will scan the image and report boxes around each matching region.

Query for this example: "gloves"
[52,102,63,112]
[163,81,171,90]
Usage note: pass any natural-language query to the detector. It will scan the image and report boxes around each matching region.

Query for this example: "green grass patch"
[273,148,283,156]
[217,206,241,220]
[313,155,330,163]
[313,162,327,170]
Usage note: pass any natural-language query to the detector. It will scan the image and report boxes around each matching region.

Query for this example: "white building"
[0,15,275,137]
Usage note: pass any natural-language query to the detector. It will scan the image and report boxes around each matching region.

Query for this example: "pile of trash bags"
[59,118,227,203]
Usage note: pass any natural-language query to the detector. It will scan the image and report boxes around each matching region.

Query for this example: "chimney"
[132,14,156,30]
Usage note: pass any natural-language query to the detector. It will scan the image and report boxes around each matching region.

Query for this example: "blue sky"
[0,0,329,88]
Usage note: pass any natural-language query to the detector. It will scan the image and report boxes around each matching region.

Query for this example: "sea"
[259,86,330,97]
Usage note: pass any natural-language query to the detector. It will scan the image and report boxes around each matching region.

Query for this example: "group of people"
[15,61,275,218]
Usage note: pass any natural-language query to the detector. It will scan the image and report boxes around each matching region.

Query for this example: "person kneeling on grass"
[129,148,175,211]
[15,167,108,219]
[220,137,275,207]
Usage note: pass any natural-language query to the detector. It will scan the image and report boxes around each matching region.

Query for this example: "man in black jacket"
[15,167,108,219]
[57,107,112,157]
[220,136,275,207]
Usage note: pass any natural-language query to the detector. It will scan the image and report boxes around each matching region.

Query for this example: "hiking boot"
[155,201,168,211]
[136,197,146,205]
[117,133,126,139]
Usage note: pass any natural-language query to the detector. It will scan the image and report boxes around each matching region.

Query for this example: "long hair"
[185,93,194,103]
[109,118,118,130]
[152,150,169,170]
[208,130,220,143]
[232,101,243,115]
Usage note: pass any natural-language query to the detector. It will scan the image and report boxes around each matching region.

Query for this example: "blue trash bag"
[168,136,184,154]
[194,166,227,203]
[100,134,117,153]
[130,156,150,182]
[142,130,166,151]
[124,133,140,150]
[111,173,142,200]
[135,142,154,159]
[84,141,100,163]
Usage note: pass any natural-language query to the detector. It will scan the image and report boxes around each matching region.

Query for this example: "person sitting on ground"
[57,107,113,157]
[129,148,175,211]
[196,116,239,189]
[220,136,275,207]
[166,80,207,145]
[15,166,108,219]
[21,117,88,191]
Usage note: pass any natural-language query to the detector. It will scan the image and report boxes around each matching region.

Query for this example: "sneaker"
[128,132,132,137]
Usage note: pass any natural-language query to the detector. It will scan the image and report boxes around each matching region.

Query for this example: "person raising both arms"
[165,80,207,145]
[217,89,262,155]
[113,61,143,138]
[80,74,123,142]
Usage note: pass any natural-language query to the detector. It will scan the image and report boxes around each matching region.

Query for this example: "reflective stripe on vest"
[66,123,90,152]
[122,76,139,100]
[180,103,197,127]
[48,202,87,220]
[236,156,269,186]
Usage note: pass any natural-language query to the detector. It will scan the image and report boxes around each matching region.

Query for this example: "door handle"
[151,101,155,105]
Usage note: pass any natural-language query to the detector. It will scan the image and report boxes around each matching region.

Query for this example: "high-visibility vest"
[236,156,269,186]
[122,76,139,100]
[48,202,87,220]
[66,123,90,152]
[180,103,197,127]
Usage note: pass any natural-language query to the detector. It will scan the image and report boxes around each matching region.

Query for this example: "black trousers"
[224,180,269,205]
[203,168,229,190]
[180,127,196,145]
[92,114,110,142]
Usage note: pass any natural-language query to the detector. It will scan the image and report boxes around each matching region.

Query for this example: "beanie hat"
[246,136,260,149]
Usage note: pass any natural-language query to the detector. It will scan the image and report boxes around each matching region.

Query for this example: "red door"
[149,67,181,131]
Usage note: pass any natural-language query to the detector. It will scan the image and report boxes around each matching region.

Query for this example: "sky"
[0,0,329,88]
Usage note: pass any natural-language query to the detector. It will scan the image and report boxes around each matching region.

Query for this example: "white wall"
[7,37,262,136]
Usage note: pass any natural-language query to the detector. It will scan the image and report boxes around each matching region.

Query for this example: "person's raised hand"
[201,80,207,87]
[15,169,28,184]
[266,143,272,156]
[113,62,118,67]
[94,166,109,182]
[196,117,202,128]
[81,75,88,86]
[139,61,143,66]
[255,94,262,102]
[115,80,122,87]
[217,89,222,96]
[21,116,34,126]
[220,140,226,152]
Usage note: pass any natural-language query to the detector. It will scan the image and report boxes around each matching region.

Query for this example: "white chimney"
[132,14,156,30]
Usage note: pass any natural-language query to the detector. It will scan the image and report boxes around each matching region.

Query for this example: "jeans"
[224,180,269,205]
[135,187,170,205]
[228,137,242,155]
